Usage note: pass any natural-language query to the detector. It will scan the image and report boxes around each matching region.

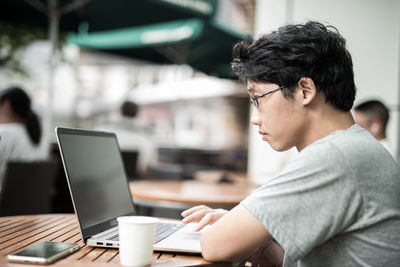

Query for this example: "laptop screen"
[57,128,135,236]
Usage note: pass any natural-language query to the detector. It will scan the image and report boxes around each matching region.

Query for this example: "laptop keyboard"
[107,221,185,244]
[154,222,184,243]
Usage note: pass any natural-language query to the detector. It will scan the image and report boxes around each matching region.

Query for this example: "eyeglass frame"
[250,85,287,108]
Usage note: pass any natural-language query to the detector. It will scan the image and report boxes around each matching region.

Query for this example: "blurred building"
[0,0,255,174]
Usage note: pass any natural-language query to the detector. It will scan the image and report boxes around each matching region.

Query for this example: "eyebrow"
[247,87,254,93]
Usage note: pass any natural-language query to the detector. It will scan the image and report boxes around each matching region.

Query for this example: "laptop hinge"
[91,226,118,238]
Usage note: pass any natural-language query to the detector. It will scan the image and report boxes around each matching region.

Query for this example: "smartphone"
[7,241,79,264]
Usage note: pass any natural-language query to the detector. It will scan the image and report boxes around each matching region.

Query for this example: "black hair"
[121,101,138,118]
[354,100,389,128]
[0,87,41,145]
[232,21,356,111]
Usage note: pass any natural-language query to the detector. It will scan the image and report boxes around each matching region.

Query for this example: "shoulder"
[0,123,25,132]
[261,125,381,193]
[0,123,26,140]
[0,123,37,158]
[379,139,396,158]
[301,124,387,163]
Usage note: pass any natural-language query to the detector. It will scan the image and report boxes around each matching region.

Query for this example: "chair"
[120,150,139,180]
[49,143,74,213]
[0,159,58,216]
[147,163,184,181]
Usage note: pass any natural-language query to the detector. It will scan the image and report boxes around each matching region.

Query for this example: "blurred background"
[0,0,399,188]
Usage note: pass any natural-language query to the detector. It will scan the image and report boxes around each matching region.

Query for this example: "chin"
[273,147,288,152]
[269,142,292,152]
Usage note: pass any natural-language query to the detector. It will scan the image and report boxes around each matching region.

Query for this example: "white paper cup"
[117,216,159,266]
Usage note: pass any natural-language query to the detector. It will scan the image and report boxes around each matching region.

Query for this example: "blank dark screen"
[59,133,134,229]
[15,241,77,258]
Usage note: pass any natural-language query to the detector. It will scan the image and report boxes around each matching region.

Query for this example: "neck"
[296,105,354,151]
[0,114,24,124]
[375,133,386,141]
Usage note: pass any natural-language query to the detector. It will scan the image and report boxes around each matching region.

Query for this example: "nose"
[250,107,261,126]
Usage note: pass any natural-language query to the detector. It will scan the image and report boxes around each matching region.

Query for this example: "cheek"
[273,104,300,138]
[270,104,292,124]
[258,112,278,131]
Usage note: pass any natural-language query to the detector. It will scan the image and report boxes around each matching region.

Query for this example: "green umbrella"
[0,0,218,151]
[68,18,247,78]
[0,0,218,32]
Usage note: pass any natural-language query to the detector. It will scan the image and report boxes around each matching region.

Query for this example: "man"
[353,100,395,158]
[182,21,400,266]
[95,101,156,177]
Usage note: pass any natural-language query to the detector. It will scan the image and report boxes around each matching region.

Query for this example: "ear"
[370,122,380,134]
[370,118,382,135]
[297,77,317,106]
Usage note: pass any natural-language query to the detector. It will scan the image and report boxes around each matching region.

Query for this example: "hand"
[181,205,228,232]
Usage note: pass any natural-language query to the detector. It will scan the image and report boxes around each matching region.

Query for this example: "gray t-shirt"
[241,124,400,266]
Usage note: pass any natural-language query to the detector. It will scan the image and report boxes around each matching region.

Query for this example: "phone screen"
[8,241,79,263]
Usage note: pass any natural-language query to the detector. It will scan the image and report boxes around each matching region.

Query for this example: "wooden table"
[0,214,232,266]
[130,173,258,210]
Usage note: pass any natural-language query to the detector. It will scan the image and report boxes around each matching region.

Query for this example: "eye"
[249,98,258,107]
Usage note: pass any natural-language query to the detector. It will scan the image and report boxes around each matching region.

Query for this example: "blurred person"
[181,21,400,266]
[0,87,45,189]
[353,100,395,158]
[95,101,156,177]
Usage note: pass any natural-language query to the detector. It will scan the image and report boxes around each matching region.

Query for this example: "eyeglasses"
[250,85,287,108]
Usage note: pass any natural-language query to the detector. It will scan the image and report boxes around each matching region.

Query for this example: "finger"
[181,205,209,217]
[181,205,206,217]
[181,209,210,224]
[193,209,228,231]
[215,208,228,214]
[194,213,215,231]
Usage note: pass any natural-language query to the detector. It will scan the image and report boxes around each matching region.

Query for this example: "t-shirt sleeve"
[0,132,11,163]
[0,132,12,187]
[241,142,363,262]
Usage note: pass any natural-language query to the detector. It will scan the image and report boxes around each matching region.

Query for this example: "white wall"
[248,0,400,183]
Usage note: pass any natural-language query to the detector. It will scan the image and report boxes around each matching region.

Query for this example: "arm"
[200,204,281,263]
[182,205,284,264]
[251,241,284,267]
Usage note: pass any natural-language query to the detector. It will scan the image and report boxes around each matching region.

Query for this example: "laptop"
[55,127,202,254]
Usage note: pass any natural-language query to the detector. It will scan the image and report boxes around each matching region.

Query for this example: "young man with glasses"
[182,21,400,266]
